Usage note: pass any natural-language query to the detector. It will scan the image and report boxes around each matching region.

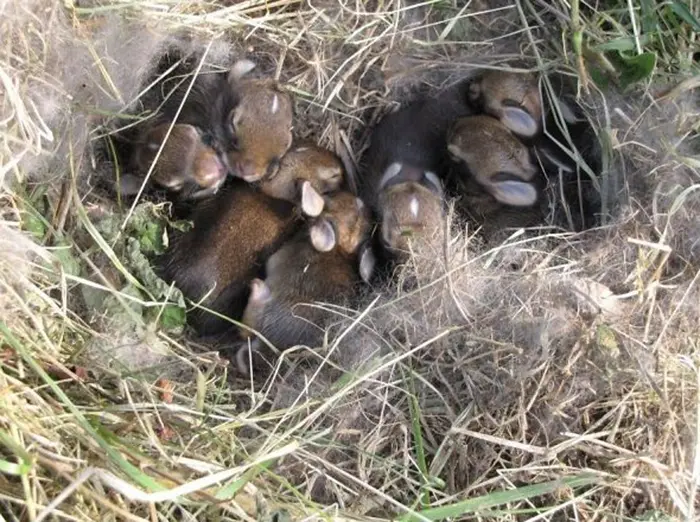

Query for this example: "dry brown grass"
[1,0,699,520]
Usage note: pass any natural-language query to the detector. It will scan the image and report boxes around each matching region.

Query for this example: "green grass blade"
[0,323,165,492]
[215,460,274,500]
[640,0,658,33]
[670,1,700,32]
[398,474,600,521]
[405,366,431,508]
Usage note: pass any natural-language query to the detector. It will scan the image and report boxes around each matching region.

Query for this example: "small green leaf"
[0,458,32,476]
[588,66,612,90]
[138,221,165,255]
[22,211,47,240]
[595,34,652,52]
[125,237,184,306]
[612,51,657,89]
[158,305,186,331]
[99,283,145,325]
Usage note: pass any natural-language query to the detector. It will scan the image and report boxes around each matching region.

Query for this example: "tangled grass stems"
[1,0,699,520]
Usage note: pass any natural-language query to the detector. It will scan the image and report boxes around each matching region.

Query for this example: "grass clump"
[1,0,699,521]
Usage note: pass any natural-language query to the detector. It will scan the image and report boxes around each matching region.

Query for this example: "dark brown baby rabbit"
[226,62,295,183]
[465,69,603,231]
[118,123,227,201]
[153,54,294,185]
[236,191,375,372]
[375,163,446,255]
[361,83,473,257]
[534,77,603,231]
[158,179,327,335]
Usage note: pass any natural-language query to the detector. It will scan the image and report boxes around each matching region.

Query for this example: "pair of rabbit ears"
[310,219,374,283]
[379,162,444,197]
[299,178,366,220]
[306,195,365,253]
[302,193,375,284]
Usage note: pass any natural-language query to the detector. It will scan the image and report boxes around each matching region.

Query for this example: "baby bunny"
[236,191,375,373]
[118,122,227,201]
[467,69,542,140]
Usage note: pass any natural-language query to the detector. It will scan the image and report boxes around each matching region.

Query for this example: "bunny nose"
[205,166,227,188]
[235,160,263,182]
[196,155,227,188]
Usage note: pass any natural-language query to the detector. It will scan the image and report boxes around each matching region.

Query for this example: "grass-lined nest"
[1,1,699,520]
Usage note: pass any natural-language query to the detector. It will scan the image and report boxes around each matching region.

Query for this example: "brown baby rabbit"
[257,142,345,212]
[225,60,295,183]
[375,163,445,256]
[118,123,227,200]
[466,70,603,232]
[236,191,375,372]
[157,178,327,335]
[361,83,473,258]
[153,54,294,186]
[467,70,542,140]
[447,115,541,208]
[109,52,294,204]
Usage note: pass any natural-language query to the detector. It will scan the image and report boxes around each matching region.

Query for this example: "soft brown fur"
[239,192,372,356]
[133,123,226,195]
[158,180,301,335]
[380,181,444,255]
[468,70,542,138]
[447,114,542,212]
[226,78,294,183]
[258,142,345,202]
[448,115,536,186]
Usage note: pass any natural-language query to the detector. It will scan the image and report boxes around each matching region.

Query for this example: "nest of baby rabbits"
[1,0,699,521]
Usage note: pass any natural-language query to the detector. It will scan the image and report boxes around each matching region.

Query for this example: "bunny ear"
[249,278,272,304]
[423,171,444,196]
[310,219,336,252]
[228,59,256,83]
[489,180,538,207]
[300,181,325,217]
[556,97,583,125]
[501,105,540,138]
[235,339,261,375]
[358,243,376,284]
[240,278,272,338]
[378,162,403,189]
